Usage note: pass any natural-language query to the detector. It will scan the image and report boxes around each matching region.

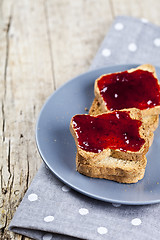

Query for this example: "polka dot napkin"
[9,16,160,240]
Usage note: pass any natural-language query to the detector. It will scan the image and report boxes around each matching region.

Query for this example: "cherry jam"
[97,70,160,110]
[72,111,145,153]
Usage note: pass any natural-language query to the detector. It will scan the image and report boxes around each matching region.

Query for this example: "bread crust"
[76,153,147,177]
[76,154,145,184]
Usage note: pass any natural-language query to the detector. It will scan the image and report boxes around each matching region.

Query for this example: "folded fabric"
[9,16,160,240]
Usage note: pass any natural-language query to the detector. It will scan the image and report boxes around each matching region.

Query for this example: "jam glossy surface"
[72,111,145,153]
[98,70,160,110]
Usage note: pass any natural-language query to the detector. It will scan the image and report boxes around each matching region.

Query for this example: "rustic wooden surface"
[0,0,160,239]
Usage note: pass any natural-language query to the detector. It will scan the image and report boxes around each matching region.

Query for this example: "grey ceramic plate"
[36,64,160,205]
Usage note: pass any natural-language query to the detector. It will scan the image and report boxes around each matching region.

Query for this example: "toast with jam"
[70,64,160,183]
[94,64,160,117]
[70,109,153,183]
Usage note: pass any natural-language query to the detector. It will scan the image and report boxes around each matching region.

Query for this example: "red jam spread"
[72,111,145,153]
[97,70,160,110]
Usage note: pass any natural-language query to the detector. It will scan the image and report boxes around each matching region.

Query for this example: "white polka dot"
[141,18,149,23]
[62,185,70,192]
[79,208,89,215]
[43,233,53,240]
[128,43,137,52]
[97,227,108,235]
[131,218,142,226]
[102,48,111,57]
[112,203,121,207]
[44,216,54,222]
[154,38,160,47]
[114,22,124,30]
[28,193,38,202]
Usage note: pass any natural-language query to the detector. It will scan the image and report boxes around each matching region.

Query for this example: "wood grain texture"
[0,0,160,239]
[45,0,112,88]
[0,0,54,239]
[112,0,160,24]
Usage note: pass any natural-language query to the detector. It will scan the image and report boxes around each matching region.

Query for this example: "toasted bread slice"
[76,154,145,183]
[70,109,153,162]
[94,64,160,117]
[76,153,147,177]
[89,98,159,132]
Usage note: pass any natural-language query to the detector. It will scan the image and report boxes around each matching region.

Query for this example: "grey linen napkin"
[9,16,160,240]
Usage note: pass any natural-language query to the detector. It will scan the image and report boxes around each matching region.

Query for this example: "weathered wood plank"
[45,0,113,88]
[0,0,54,239]
[112,0,160,25]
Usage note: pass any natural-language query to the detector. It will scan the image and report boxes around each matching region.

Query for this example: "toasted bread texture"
[76,153,147,177]
[70,109,152,163]
[94,64,160,117]
[76,154,145,183]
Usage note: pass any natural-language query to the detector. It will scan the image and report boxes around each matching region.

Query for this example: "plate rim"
[36,64,160,205]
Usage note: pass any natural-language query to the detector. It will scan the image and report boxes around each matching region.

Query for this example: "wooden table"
[1,0,160,239]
